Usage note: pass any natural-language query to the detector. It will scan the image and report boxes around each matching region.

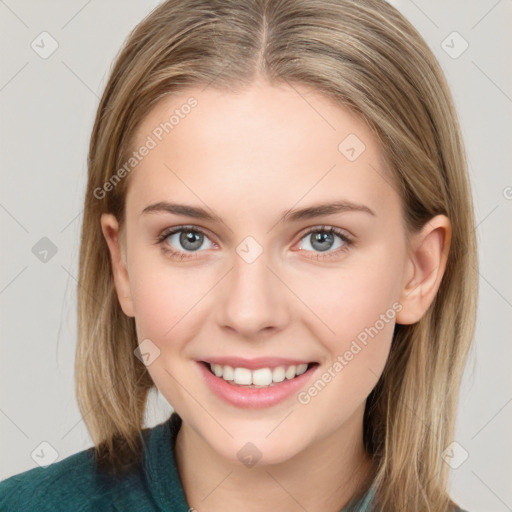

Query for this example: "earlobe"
[395,215,452,325]
[100,213,135,318]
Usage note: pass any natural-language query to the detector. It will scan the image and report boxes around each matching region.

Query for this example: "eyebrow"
[140,200,376,223]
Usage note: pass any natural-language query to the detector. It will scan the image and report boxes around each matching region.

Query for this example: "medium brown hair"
[76,1,478,510]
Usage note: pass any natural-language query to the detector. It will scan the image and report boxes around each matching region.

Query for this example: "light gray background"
[1,1,511,511]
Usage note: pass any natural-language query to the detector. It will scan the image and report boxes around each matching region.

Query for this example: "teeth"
[212,364,223,377]
[252,368,273,386]
[233,367,252,385]
[208,362,310,386]
[222,365,234,381]
[296,363,308,376]
[285,365,296,379]
[272,366,285,383]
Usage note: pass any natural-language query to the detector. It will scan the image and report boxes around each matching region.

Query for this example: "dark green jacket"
[0,413,468,511]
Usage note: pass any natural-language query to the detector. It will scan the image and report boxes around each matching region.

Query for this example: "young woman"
[0,1,477,510]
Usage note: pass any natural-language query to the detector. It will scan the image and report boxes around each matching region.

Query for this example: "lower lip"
[197,361,319,409]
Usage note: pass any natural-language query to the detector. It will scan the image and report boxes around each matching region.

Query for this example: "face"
[101,80,448,467]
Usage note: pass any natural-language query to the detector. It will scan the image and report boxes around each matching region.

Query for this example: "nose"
[215,248,290,340]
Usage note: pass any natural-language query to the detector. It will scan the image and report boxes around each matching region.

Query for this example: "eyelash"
[155,224,354,261]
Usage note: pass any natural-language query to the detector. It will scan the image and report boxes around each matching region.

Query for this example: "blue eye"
[157,226,214,258]
[156,225,353,261]
[297,226,353,259]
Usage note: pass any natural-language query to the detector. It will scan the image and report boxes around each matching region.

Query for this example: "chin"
[206,426,309,468]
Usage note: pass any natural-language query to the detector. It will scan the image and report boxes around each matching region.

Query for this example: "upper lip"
[200,356,316,370]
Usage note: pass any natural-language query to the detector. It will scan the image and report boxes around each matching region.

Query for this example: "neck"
[174,404,374,512]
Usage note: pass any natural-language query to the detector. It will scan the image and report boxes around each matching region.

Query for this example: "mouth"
[200,361,319,388]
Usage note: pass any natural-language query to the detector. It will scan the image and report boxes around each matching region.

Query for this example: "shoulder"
[0,447,97,511]
[0,446,146,512]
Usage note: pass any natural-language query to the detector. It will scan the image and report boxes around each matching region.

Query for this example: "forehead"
[125,82,399,222]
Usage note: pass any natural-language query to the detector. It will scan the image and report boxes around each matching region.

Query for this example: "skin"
[101,79,451,512]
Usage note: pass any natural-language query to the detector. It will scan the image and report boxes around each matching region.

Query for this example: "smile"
[197,360,320,408]
[207,362,310,387]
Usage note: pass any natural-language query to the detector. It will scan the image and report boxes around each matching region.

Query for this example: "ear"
[395,214,452,325]
[100,213,135,318]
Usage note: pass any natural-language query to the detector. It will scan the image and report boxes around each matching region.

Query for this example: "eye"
[156,224,354,262]
[157,225,215,260]
[296,225,353,260]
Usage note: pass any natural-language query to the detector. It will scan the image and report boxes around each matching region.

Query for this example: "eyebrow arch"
[140,200,376,223]
[141,201,222,221]
[281,200,376,222]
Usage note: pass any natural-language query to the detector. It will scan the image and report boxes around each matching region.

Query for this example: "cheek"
[289,248,402,399]
[127,262,209,406]
[293,253,401,342]
[127,257,196,343]
[127,255,220,358]
[294,269,397,425]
